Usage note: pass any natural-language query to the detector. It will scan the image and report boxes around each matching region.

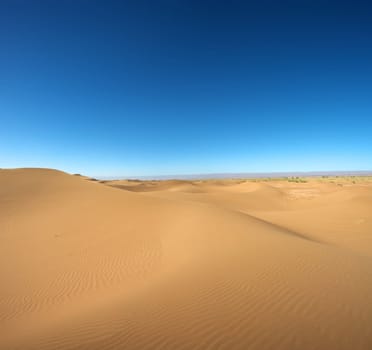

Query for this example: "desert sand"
[1,168,372,349]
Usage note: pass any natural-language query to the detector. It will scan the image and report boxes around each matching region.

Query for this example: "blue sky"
[1,0,371,176]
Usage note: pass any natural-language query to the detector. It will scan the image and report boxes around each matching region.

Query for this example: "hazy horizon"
[95,170,372,180]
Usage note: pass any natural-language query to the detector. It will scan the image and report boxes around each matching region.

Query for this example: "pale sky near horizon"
[1,0,371,177]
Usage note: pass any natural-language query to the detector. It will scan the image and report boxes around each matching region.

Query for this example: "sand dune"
[1,169,372,349]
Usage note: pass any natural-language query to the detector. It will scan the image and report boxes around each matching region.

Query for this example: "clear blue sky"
[1,0,371,176]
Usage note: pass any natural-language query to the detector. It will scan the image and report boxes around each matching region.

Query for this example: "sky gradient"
[1,0,371,177]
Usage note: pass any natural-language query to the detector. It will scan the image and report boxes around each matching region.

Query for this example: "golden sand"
[1,168,372,349]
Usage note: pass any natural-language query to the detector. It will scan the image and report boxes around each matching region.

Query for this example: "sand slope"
[1,169,372,349]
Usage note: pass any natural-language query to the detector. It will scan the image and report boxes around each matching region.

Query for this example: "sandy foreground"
[1,168,372,350]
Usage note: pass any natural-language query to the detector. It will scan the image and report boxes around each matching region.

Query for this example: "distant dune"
[1,168,372,349]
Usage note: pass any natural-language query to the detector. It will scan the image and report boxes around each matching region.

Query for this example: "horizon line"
[2,167,372,180]
[96,170,372,181]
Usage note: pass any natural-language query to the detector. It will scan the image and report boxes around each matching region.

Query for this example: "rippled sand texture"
[1,169,372,349]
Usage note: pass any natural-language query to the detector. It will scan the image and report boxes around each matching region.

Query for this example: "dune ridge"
[1,168,372,349]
